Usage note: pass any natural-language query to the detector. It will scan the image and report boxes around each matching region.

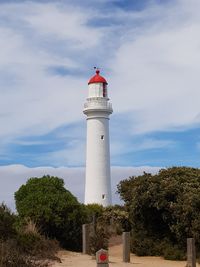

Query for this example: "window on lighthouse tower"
[103,83,107,97]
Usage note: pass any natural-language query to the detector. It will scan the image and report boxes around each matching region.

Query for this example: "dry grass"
[23,219,40,235]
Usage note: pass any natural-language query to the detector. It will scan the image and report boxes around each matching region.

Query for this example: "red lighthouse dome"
[88,70,108,85]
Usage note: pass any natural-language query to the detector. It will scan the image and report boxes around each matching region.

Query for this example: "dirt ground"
[52,243,200,267]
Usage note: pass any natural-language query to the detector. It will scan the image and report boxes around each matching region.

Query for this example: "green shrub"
[85,204,104,223]
[103,205,130,234]
[118,167,200,260]
[0,203,16,240]
[0,203,60,266]
[0,230,59,266]
[15,175,87,251]
[163,243,186,261]
[87,205,130,254]
[89,225,109,255]
[16,231,59,260]
[131,232,161,256]
[0,239,48,267]
[17,231,41,253]
[131,233,186,260]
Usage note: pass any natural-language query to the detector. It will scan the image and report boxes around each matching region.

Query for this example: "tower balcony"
[83,98,113,114]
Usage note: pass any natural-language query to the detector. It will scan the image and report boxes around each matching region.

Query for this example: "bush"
[15,175,87,251]
[0,203,60,266]
[88,205,130,254]
[102,205,130,234]
[89,224,109,255]
[0,239,48,267]
[130,231,161,256]
[118,167,200,260]
[0,203,16,240]
[85,204,104,223]
[162,243,186,261]
[130,233,186,260]
[85,205,131,254]
[16,232,59,260]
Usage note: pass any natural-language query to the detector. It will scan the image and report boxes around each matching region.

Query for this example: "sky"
[1,0,200,210]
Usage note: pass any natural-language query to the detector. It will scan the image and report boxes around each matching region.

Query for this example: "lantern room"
[88,70,108,98]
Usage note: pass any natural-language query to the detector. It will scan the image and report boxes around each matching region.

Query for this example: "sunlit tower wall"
[83,70,113,206]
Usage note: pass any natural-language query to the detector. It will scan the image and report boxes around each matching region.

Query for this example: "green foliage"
[0,239,48,267]
[117,167,200,259]
[85,204,104,222]
[0,234,59,267]
[89,224,109,255]
[15,175,87,250]
[0,203,16,240]
[103,205,130,233]
[162,242,185,260]
[0,203,59,267]
[16,231,59,261]
[89,205,130,254]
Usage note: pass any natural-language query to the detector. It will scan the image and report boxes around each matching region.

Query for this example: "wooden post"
[96,249,109,267]
[82,224,90,254]
[187,238,196,267]
[123,232,130,262]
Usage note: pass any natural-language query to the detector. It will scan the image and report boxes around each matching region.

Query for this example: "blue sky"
[1,0,200,208]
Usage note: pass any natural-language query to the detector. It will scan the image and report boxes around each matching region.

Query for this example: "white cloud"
[111,137,174,157]
[24,3,103,49]
[109,0,200,134]
[0,164,160,211]
[134,138,174,151]
[0,1,104,143]
[0,0,200,165]
[43,140,86,166]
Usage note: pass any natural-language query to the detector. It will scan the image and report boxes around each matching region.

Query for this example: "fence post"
[123,231,130,262]
[82,224,90,254]
[187,238,196,267]
[96,249,109,267]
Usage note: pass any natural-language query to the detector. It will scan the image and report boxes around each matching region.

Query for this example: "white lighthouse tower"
[83,69,113,206]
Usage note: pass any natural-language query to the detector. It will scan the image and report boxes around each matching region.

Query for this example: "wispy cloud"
[0,0,200,167]
[111,138,174,157]
[110,0,200,133]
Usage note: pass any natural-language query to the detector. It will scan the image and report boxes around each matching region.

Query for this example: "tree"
[117,167,200,260]
[15,175,86,250]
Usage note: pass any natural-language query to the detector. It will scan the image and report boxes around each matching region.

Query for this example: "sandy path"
[52,244,200,267]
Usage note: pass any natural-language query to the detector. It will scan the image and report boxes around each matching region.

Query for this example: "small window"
[103,83,107,97]
[101,135,104,140]
[102,194,105,199]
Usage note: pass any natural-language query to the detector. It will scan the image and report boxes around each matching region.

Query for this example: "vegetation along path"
[52,244,195,267]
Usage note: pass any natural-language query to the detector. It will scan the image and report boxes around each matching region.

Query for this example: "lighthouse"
[83,69,113,206]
